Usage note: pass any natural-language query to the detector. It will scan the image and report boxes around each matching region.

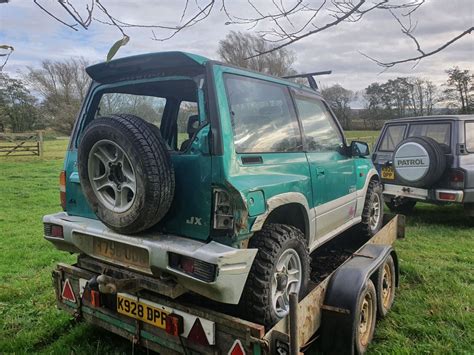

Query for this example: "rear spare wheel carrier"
[78,114,175,234]
[393,136,446,188]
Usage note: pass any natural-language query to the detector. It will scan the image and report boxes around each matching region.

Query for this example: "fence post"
[38,131,44,157]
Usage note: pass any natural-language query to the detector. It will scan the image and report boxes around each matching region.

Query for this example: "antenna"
[282,70,332,90]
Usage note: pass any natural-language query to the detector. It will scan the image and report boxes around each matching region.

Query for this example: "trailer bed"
[51,215,404,354]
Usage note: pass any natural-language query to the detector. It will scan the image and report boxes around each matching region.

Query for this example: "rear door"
[292,91,357,241]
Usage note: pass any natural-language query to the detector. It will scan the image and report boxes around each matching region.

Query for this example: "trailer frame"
[51,214,405,354]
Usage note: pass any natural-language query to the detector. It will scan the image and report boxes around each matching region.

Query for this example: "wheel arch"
[250,192,312,244]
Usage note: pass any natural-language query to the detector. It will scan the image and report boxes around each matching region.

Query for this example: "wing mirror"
[350,141,370,157]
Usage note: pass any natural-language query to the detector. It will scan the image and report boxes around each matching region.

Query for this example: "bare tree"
[321,84,354,129]
[26,58,90,134]
[406,78,438,116]
[218,31,296,76]
[2,0,466,68]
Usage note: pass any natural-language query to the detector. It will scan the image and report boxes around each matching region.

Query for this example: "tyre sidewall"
[354,280,377,354]
[78,121,147,230]
[376,255,396,318]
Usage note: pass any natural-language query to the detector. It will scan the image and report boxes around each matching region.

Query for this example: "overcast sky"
[0,0,473,94]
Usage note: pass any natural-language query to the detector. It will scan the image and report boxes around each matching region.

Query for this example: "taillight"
[44,223,64,238]
[438,192,457,201]
[168,253,217,282]
[59,170,66,210]
[187,318,210,346]
[448,169,465,189]
[213,189,233,230]
[165,313,184,336]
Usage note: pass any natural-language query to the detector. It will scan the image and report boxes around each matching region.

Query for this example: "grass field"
[0,136,473,354]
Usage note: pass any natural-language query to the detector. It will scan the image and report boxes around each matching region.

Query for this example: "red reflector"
[51,225,64,238]
[166,313,184,336]
[439,192,456,201]
[187,318,209,347]
[61,279,76,303]
[229,339,246,355]
[181,257,195,273]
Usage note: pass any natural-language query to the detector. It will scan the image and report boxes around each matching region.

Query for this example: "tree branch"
[361,26,474,68]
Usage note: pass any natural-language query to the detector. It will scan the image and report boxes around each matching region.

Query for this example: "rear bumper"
[43,212,257,304]
[383,184,465,203]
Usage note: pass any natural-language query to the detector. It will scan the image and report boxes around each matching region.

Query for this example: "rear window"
[379,125,406,151]
[466,122,474,152]
[224,74,302,153]
[408,123,451,147]
[99,93,166,128]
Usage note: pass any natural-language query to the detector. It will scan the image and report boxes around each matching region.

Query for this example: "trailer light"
[59,171,66,210]
[44,223,64,239]
[438,192,457,201]
[168,253,217,282]
[165,313,184,336]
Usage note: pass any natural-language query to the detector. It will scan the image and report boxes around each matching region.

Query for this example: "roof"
[386,115,474,123]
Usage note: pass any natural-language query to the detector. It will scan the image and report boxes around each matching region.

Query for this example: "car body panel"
[373,115,474,206]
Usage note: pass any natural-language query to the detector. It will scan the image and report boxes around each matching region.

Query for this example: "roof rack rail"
[282,70,332,90]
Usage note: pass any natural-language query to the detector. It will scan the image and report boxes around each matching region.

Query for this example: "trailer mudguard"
[320,244,399,354]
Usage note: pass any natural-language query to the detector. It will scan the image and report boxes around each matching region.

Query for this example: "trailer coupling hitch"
[96,274,140,294]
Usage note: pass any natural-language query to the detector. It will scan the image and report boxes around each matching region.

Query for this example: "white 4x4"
[372,115,474,216]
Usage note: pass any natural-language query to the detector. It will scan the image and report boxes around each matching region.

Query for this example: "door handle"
[315,167,326,176]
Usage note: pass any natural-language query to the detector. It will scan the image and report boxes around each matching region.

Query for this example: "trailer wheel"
[240,224,311,328]
[376,255,396,318]
[354,279,377,354]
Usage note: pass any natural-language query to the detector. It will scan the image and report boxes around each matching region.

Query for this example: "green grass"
[1,137,473,354]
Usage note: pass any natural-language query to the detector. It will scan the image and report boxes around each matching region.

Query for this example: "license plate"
[381,166,395,180]
[117,294,169,329]
[93,238,149,270]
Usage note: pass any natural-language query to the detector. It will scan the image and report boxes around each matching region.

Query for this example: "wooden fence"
[0,132,44,157]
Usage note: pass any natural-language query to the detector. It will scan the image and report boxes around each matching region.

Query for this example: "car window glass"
[224,74,302,153]
[379,125,406,151]
[408,123,451,146]
[176,101,198,151]
[466,122,474,152]
[98,93,166,128]
[293,96,342,152]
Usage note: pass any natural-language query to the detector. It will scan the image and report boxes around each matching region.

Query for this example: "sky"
[0,0,473,96]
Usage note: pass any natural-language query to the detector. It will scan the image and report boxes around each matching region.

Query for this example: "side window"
[408,123,451,146]
[293,96,342,152]
[379,125,406,151]
[224,74,302,153]
[466,122,474,152]
[98,93,166,128]
[176,101,198,151]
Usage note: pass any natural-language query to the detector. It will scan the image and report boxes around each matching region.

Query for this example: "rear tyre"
[78,114,175,234]
[376,255,396,318]
[354,280,377,354]
[239,224,311,328]
[360,180,384,237]
[385,197,417,214]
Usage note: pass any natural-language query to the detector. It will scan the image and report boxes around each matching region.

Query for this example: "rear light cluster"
[44,223,64,238]
[213,189,233,230]
[168,253,217,282]
[59,170,66,210]
[438,192,458,201]
[448,169,465,189]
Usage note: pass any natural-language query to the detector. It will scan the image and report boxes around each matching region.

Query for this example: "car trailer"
[51,214,405,354]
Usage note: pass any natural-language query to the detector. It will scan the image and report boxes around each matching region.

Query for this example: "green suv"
[43,52,383,327]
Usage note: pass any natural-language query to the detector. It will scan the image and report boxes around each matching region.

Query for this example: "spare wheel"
[392,136,446,188]
[78,114,175,234]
